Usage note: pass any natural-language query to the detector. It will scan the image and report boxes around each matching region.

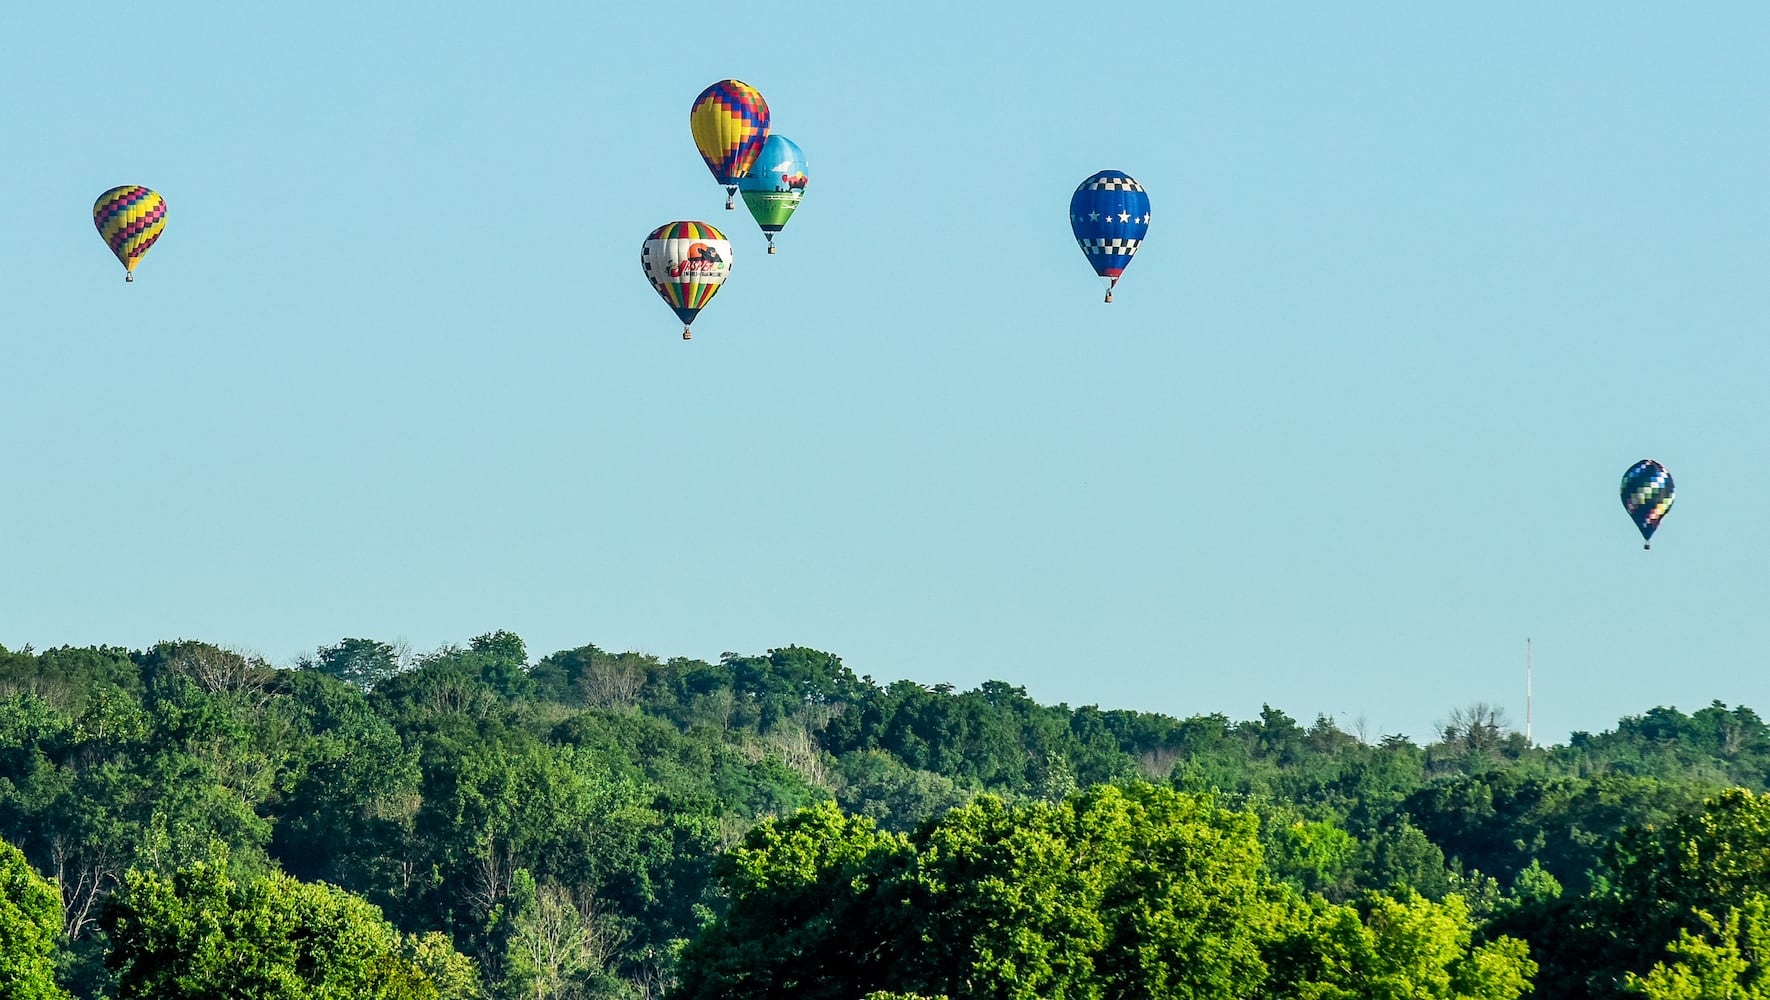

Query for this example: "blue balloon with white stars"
[1069,170,1151,302]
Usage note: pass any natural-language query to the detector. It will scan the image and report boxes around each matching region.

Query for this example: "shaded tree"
[303,637,404,690]
[1624,895,1770,1000]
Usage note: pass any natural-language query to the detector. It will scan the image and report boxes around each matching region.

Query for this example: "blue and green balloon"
[738,135,808,253]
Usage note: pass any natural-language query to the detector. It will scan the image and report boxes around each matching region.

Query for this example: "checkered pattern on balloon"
[1620,459,1675,549]
[690,81,771,209]
[641,221,733,340]
[93,185,168,281]
[1069,171,1150,302]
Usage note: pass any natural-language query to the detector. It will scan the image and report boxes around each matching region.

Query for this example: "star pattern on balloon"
[1069,170,1151,299]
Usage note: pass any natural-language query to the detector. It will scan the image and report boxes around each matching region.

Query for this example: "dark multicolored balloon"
[1069,170,1150,302]
[738,135,807,254]
[640,221,733,340]
[689,80,771,210]
[1620,459,1675,549]
[93,185,168,282]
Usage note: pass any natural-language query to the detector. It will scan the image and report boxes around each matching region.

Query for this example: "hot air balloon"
[641,222,733,340]
[690,80,771,210]
[1621,459,1675,549]
[738,135,808,254]
[1069,170,1150,303]
[93,186,168,282]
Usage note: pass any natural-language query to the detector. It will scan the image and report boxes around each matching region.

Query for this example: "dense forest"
[3,632,1769,999]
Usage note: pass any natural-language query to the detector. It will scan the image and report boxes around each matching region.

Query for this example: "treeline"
[1,632,1768,999]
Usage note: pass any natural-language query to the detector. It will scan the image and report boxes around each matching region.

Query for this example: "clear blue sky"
[3,3,1766,743]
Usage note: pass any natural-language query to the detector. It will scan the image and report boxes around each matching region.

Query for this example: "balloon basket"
[682,327,692,341]
[1644,543,1651,550]
[125,273,134,283]
[1104,290,1112,303]
[767,245,777,255]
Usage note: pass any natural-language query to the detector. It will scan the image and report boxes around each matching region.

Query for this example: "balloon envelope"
[1620,459,1675,547]
[738,135,807,250]
[1069,170,1150,300]
[690,80,771,202]
[93,185,167,279]
[640,221,733,339]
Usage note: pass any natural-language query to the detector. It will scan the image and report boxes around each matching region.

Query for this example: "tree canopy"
[4,634,1770,1000]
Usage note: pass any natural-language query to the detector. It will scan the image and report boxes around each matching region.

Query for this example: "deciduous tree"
[0,835,70,1000]
[103,851,452,999]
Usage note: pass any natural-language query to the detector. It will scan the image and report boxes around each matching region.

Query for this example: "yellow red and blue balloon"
[93,186,168,281]
[689,80,770,209]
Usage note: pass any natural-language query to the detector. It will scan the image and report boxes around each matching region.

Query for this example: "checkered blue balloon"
[1070,170,1150,301]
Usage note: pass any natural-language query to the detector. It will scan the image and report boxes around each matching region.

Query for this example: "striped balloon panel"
[93,185,168,272]
[690,80,771,185]
[1069,170,1150,279]
[641,222,732,326]
[1620,459,1675,541]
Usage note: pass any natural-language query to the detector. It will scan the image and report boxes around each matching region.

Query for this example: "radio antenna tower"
[1526,637,1533,746]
